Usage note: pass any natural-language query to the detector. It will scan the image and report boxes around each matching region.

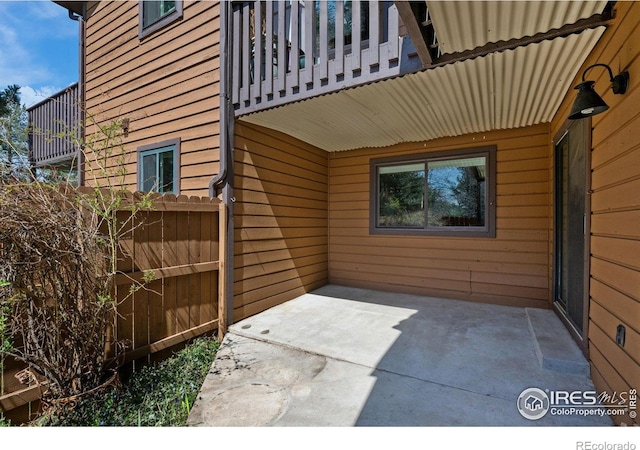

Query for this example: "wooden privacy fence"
[0,193,227,415]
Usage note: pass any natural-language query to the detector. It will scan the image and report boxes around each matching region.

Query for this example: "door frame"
[552,118,592,356]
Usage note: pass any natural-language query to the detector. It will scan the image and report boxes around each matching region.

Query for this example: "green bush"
[35,336,219,426]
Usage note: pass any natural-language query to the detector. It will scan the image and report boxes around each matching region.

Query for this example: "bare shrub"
[0,182,114,400]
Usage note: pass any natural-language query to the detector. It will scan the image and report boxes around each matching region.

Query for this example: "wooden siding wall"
[233,121,328,320]
[328,124,552,309]
[551,1,640,426]
[84,1,220,196]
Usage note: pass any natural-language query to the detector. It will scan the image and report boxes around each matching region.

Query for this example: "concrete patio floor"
[187,285,612,426]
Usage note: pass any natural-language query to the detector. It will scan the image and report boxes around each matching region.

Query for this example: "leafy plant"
[0,412,10,427]
[36,336,219,426]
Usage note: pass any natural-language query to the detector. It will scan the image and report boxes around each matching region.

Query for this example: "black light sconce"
[568,63,629,120]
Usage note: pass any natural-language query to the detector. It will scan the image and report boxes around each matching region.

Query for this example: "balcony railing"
[28,83,81,167]
[232,1,402,116]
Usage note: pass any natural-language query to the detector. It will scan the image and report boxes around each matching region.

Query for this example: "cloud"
[20,86,63,108]
[0,20,50,87]
[0,2,77,90]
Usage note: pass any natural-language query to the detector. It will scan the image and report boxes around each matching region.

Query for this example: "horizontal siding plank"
[591,178,640,213]
[236,245,328,268]
[591,210,640,239]
[235,236,328,255]
[592,146,640,191]
[591,236,640,271]
[590,301,640,365]
[237,177,327,202]
[236,203,327,219]
[589,322,640,392]
[328,274,549,309]
[590,279,640,331]
[236,162,328,192]
[330,249,547,275]
[591,257,640,302]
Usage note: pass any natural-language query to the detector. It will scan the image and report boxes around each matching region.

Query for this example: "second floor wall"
[84,0,221,196]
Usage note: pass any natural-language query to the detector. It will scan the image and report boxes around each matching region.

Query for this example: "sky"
[0,0,79,107]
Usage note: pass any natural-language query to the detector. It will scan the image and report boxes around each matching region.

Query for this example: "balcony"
[232,1,409,117]
[27,83,81,168]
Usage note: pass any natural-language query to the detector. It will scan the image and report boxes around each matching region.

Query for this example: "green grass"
[34,336,219,426]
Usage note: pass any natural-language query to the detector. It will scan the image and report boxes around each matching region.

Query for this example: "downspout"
[209,0,235,330]
[68,5,86,187]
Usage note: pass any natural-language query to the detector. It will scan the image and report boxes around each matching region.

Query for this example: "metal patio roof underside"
[239,1,608,152]
[241,27,604,152]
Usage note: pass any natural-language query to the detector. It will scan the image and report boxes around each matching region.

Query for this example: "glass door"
[554,119,588,337]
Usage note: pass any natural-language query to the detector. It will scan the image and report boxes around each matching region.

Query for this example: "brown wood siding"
[551,1,640,426]
[233,121,329,320]
[84,1,220,196]
[328,124,552,308]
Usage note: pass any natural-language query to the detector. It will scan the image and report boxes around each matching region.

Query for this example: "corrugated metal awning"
[428,0,607,54]
[240,2,608,152]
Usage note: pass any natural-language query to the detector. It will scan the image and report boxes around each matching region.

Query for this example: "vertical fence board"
[146,211,164,270]
[218,203,228,338]
[200,211,214,323]
[117,283,134,354]
[176,199,191,333]
[176,275,190,333]
[147,278,164,344]
[189,209,202,327]
[132,211,149,352]
[162,200,178,337]
[116,208,135,352]
[147,211,165,343]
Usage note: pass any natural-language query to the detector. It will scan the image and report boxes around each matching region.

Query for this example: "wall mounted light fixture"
[568,63,629,120]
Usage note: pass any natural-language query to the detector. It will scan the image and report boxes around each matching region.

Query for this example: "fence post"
[217,202,227,340]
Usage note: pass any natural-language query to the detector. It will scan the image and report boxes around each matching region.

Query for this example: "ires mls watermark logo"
[517,387,637,420]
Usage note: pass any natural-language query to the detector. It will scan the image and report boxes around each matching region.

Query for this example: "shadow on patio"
[187,285,611,426]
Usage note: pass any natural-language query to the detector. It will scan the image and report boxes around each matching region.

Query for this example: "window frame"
[370,146,497,238]
[138,0,183,40]
[137,138,181,194]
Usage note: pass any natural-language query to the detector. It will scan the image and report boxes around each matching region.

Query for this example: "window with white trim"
[371,147,496,237]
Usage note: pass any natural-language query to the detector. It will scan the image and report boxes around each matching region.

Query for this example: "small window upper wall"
[139,0,183,39]
[137,138,181,194]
